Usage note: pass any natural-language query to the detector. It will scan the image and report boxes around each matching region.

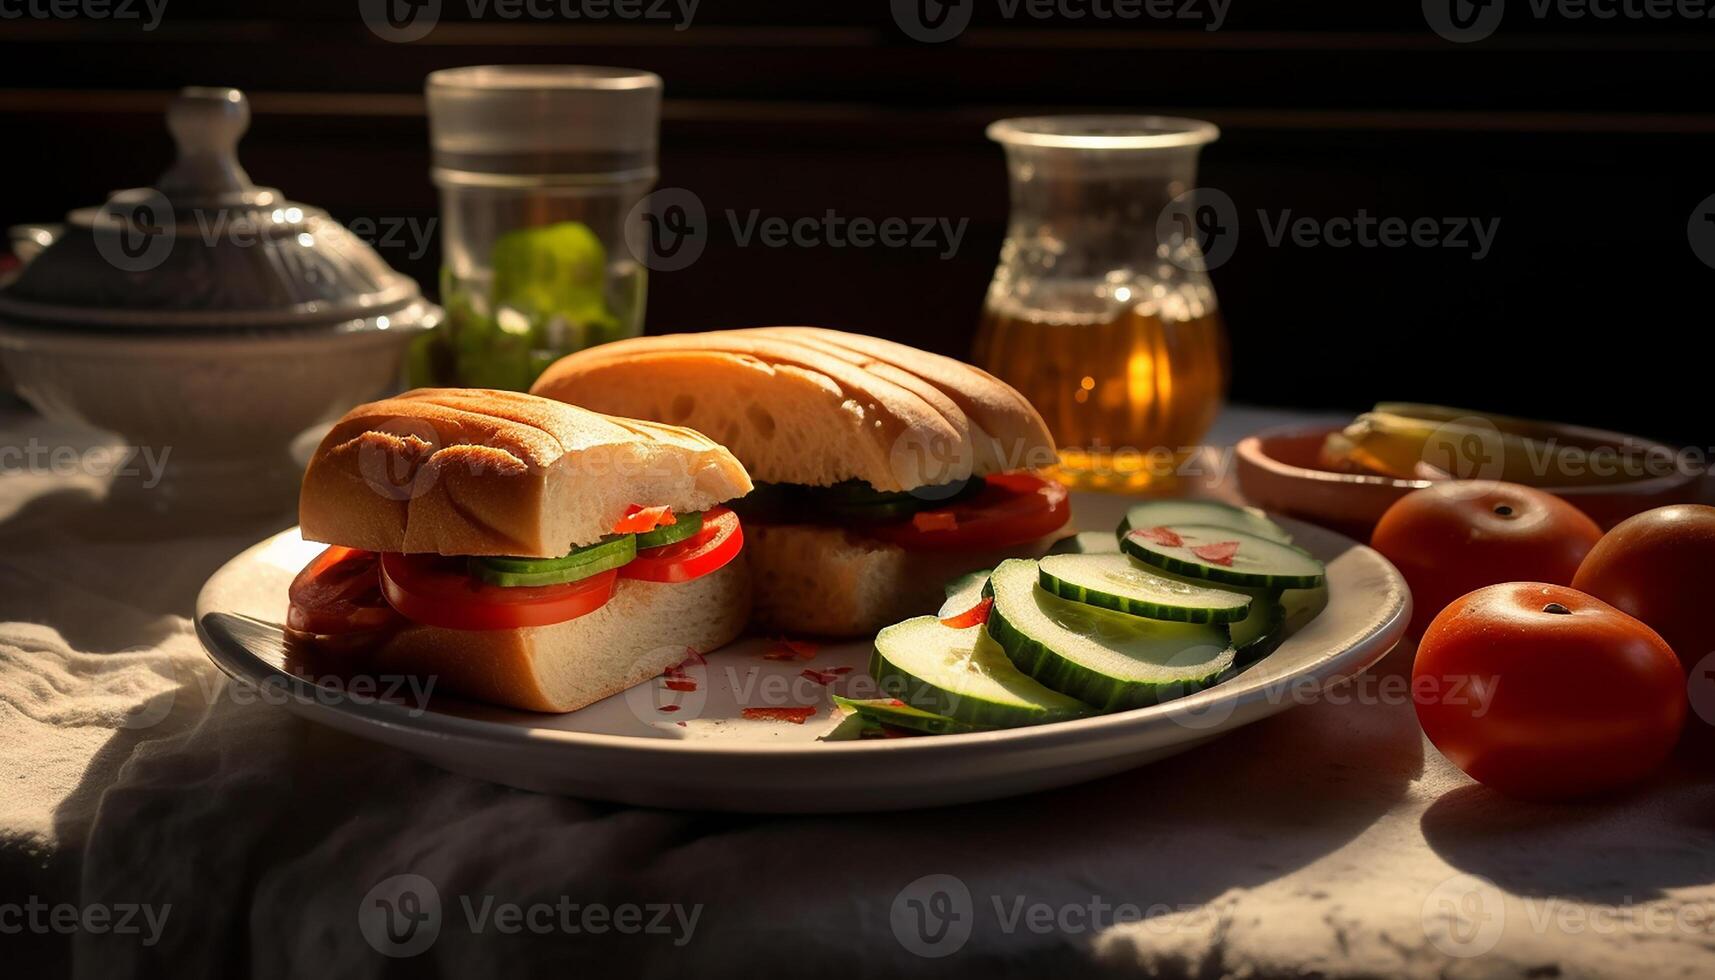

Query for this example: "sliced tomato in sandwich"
[379,553,618,630]
[864,473,1070,551]
[287,546,404,636]
[621,506,745,583]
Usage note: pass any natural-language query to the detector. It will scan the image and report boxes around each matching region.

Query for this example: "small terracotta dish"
[1237,423,1705,540]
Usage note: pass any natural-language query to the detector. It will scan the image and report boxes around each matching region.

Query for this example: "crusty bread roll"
[372,559,750,712]
[530,327,1056,492]
[531,328,1066,637]
[300,388,752,558]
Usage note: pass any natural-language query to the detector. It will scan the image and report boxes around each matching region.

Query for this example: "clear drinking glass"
[974,116,1227,493]
[411,65,661,390]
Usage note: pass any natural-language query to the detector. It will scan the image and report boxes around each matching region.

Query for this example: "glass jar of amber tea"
[975,116,1227,492]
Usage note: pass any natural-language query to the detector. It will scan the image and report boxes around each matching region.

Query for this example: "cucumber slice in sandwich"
[831,695,991,735]
[1117,499,1292,545]
[634,510,703,550]
[870,616,1090,728]
[1121,525,1325,590]
[939,569,991,619]
[1037,553,1252,624]
[984,559,1237,712]
[1047,531,1123,555]
[470,535,638,587]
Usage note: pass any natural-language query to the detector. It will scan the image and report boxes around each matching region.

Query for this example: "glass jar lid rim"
[428,64,662,92]
[987,115,1219,150]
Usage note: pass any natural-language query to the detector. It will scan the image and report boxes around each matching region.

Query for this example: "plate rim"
[195,514,1411,760]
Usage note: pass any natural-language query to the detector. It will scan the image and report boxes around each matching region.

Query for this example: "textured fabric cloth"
[4,405,1714,979]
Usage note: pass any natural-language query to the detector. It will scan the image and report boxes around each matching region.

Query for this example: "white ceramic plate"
[195,494,1409,813]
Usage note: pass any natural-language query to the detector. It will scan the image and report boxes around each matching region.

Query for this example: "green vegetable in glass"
[407,220,630,390]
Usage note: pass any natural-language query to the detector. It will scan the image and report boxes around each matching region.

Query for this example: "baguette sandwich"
[288,388,754,712]
[530,327,1069,636]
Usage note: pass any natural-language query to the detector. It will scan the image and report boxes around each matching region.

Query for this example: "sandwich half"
[289,388,754,712]
[530,327,1069,636]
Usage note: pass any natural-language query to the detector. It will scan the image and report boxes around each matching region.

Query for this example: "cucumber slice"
[635,511,703,550]
[1047,531,1123,555]
[1228,595,1287,665]
[938,569,991,619]
[1121,525,1325,589]
[1281,582,1331,634]
[984,559,1237,712]
[831,695,991,735]
[870,616,1090,728]
[478,534,633,572]
[470,535,637,587]
[1117,499,1292,545]
[1037,553,1252,624]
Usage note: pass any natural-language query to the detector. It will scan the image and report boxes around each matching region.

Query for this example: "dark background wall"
[2,2,1711,444]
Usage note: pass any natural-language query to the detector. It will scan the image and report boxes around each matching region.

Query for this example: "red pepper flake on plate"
[658,704,681,713]
[939,596,993,629]
[800,668,841,687]
[742,706,818,724]
[762,638,821,661]
[1191,540,1241,566]
[662,658,699,692]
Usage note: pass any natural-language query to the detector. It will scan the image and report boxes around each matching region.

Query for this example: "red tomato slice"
[380,553,617,630]
[287,546,403,636]
[613,504,676,535]
[621,506,744,583]
[864,473,1070,551]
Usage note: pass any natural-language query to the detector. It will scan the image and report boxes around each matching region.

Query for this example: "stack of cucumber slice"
[841,499,1328,735]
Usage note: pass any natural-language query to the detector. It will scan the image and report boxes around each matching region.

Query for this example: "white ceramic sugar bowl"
[0,87,440,516]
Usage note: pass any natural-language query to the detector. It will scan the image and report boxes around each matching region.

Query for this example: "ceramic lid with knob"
[0,87,433,332]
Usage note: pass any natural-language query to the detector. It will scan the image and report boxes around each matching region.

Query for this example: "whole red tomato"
[1372,481,1603,635]
[1572,504,1715,673]
[1414,582,1685,800]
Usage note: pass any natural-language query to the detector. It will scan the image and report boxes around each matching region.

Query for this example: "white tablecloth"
[4,404,1714,979]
